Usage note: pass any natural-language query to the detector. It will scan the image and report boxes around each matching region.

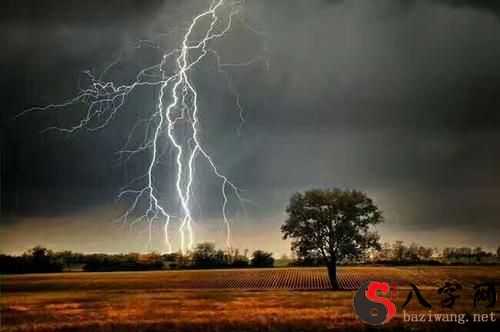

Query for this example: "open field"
[3,266,499,291]
[2,266,500,331]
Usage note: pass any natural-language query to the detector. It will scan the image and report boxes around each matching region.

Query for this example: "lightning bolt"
[17,0,266,252]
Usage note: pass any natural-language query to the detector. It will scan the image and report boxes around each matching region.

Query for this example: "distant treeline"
[0,243,275,274]
[292,241,500,266]
[374,241,499,265]
[2,241,499,274]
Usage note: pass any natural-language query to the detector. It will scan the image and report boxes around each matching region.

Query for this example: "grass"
[1,266,499,331]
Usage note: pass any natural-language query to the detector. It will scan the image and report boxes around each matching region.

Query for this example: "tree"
[281,189,383,290]
[380,242,392,260]
[407,242,419,262]
[192,242,226,268]
[250,250,274,267]
[227,248,249,267]
[442,247,455,259]
[193,242,217,268]
[392,241,407,262]
[417,246,433,260]
[474,247,484,263]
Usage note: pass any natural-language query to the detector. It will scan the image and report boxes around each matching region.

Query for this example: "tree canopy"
[282,188,383,289]
[250,250,275,268]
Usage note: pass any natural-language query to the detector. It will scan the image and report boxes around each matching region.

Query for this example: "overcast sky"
[1,0,500,254]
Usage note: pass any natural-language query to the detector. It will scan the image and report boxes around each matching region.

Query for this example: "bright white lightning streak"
[18,0,263,252]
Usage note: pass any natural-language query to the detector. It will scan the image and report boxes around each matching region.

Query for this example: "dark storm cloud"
[241,0,500,234]
[0,0,177,218]
[0,0,164,23]
[434,0,500,19]
[1,0,500,251]
[321,0,500,18]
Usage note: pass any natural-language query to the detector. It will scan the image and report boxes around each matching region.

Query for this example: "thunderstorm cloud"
[1,0,499,253]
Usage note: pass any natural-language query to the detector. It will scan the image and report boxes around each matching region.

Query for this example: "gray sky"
[1,0,500,254]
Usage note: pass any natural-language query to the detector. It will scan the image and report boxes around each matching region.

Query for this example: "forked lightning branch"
[18,0,265,253]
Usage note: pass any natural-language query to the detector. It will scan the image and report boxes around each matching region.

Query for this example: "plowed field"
[2,267,499,331]
[3,266,499,291]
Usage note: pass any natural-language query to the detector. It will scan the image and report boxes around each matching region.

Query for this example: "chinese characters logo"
[354,280,497,325]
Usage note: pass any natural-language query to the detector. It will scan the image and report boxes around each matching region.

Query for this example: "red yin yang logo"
[353,281,397,325]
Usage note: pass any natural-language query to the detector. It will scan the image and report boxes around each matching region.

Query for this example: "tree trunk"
[327,262,340,290]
